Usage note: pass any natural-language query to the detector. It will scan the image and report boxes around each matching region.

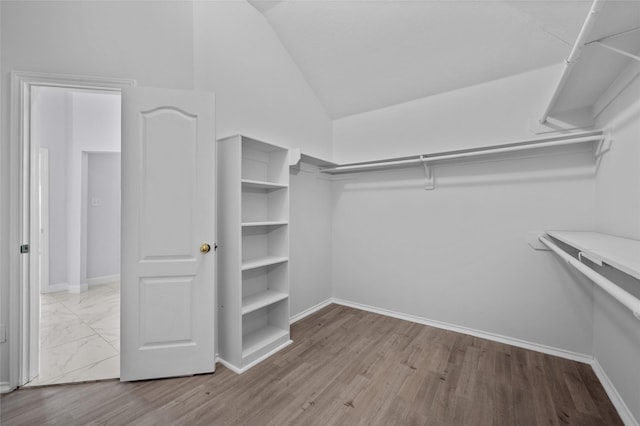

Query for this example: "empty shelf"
[242,290,288,315]
[242,221,288,227]
[547,231,640,280]
[241,256,288,271]
[241,179,288,190]
[242,325,289,359]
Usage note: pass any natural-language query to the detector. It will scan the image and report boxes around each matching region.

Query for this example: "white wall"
[331,66,596,356]
[289,164,333,316]
[32,87,69,286]
[592,69,640,423]
[87,153,121,279]
[192,1,332,159]
[192,0,334,318]
[32,89,121,291]
[1,1,195,90]
[594,71,640,240]
[333,64,564,163]
[67,91,121,289]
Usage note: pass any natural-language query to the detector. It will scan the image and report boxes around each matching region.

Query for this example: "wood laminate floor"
[0,304,623,425]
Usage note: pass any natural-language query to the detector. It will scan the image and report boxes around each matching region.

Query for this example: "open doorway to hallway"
[24,86,121,386]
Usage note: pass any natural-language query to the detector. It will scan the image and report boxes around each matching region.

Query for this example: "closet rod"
[539,0,604,124]
[419,134,601,162]
[539,236,640,321]
[321,131,604,174]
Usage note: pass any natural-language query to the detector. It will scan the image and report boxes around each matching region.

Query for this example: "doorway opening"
[12,72,216,389]
[18,81,124,386]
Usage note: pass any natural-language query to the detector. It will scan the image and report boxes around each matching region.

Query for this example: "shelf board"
[241,179,288,190]
[242,325,289,359]
[242,221,288,228]
[547,231,640,280]
[241,256,288,271]
[242,290,288,315]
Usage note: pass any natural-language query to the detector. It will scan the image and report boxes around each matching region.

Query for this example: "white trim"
[216,358,243,374]
[290,298,333,324]
[217,340,293,374]
[11,71,135,93]
[591,358,639,426]
[9,71,136,390]
[67,282,89,294]
[87,274,120,286]
[332,298,593,364]
[0,382,14,394]
[41,282,69,294]
[41,276,120,294]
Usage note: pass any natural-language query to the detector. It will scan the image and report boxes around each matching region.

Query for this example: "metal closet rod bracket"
[595,129,613,158]
[420,155,435,190]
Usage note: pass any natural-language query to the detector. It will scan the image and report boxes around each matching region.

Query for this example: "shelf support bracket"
[420,155,434,190]
[591,41,640,62]
[595,130,613,158]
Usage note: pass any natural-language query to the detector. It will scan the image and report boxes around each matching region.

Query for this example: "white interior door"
[121,87,216,381]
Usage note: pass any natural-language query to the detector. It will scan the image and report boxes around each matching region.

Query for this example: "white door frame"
[8,71,135,389]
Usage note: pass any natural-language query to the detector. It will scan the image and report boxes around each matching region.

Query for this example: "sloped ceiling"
[249,0,592,119]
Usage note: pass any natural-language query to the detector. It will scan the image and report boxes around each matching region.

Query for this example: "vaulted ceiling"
[249,0,593,119]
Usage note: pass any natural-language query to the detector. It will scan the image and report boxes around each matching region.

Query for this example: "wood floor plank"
[0,305,624,426]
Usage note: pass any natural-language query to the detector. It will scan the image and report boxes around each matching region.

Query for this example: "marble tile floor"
[25,281,120,386]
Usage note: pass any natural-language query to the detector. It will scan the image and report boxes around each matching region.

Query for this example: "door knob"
[200,243,211,253]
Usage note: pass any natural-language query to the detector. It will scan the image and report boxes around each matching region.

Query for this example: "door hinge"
[20,244,29,254]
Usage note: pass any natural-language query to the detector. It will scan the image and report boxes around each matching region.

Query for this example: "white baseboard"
[290,298,333,324]
[216,358,242,374]
[217,340,293,374]
[0,381,14,394]
[41,282,69,294]
[87,274,120,286]
[591,358,639,426]
[67,282,88,294]
[332,298,593,364]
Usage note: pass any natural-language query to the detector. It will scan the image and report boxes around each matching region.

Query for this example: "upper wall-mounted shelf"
[540,231,640,321]
[288,149,338,169]
[319,130,609,189]
[546,231,640,281]
[538,0,640,131]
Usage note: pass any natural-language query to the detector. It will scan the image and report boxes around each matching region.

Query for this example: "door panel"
[121,87,215,381]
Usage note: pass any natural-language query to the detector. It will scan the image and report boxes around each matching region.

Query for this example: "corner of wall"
[192,0,332,159]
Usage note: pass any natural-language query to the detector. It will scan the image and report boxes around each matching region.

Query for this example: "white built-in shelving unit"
[217,135,291,373]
